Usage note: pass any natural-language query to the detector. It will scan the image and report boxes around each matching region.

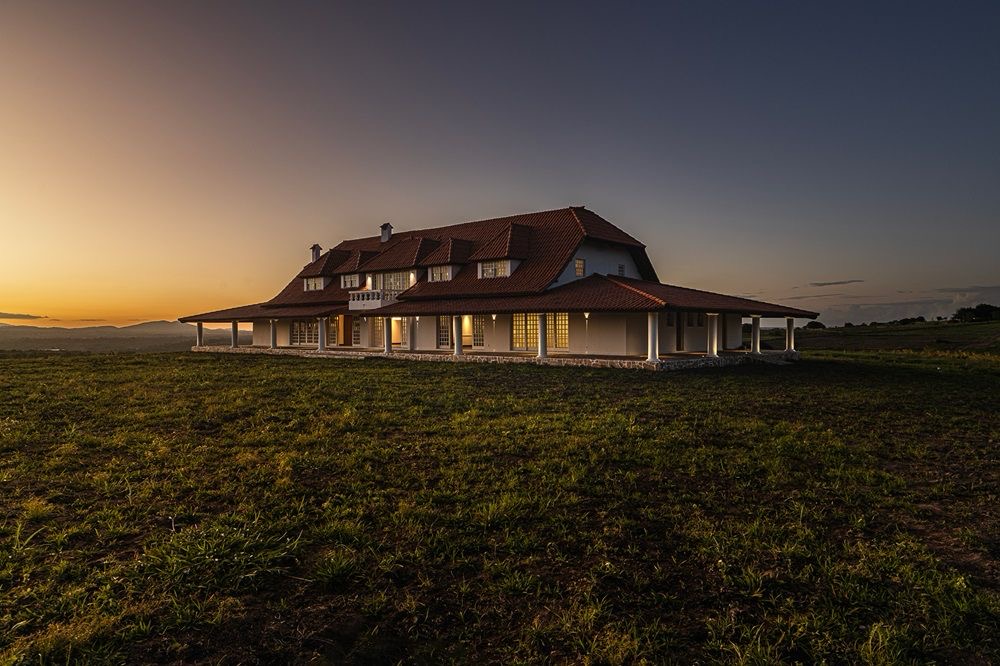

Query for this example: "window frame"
[479,260,509,278]
[341,274,360,289]
[575,258,586,277]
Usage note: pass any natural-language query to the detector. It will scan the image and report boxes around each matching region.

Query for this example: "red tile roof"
[179,207,816,322]
[298,249,351,278]
[373,275,817,318]
[466,223,532,261]
[419,237,475,266]
[179,303,348,322]
[357,236,440,272]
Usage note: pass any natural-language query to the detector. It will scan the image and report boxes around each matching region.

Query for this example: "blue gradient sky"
[1,1,998,325]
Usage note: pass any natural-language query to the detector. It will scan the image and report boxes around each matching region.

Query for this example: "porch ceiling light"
[584,312,590,319]
[491,314,497,321]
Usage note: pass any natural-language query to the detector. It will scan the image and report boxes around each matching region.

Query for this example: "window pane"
[437,316,452,348]
[472,315,486,347]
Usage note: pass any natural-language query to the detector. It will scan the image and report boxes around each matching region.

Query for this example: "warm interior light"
[584,312,590,319]
[491,313,497,321]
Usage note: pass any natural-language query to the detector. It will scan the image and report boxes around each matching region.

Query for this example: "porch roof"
[373,275,818,318]
[178,303,349,323]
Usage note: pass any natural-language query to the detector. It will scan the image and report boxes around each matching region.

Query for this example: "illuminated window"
[375,271,409,292]
[472,315,487,347]
[341,274,360,289]
[369,316,384,346]
[351,317,361,345]
[290,320,318,345]
[511,313,568,351]
[575,258,586,277]
[437,316,452,348]
[303,277,326,291]
[480,260,508,278]
[429,266,450,282]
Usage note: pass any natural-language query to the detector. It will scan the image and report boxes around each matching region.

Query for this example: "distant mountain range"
[0,320,251,353]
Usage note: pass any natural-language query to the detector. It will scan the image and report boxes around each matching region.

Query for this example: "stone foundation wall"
[191,345,800,371]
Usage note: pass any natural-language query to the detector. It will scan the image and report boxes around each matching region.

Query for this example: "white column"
[647,312,659,362]
[383,317,392,353]
[230,321,239,348]
[195,322,204,347]
[407,317,416,351]
[270,319,277,349]
[453,315,463,356]
[537,314,547,359]
[706,313,719,357]
[315,317,326,351]
[786,317,795,351]
[751,315,761,354]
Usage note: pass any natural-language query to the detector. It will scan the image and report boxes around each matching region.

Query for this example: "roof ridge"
[568,206,587,237]
[605,275,666,306]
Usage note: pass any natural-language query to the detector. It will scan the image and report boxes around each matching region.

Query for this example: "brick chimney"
[380,222,393,243]
[310,244,322,262]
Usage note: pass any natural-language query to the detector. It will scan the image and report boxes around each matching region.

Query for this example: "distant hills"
[0,320,251,352]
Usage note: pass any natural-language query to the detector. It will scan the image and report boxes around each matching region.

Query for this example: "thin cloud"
[783,293,845,301]
[809,279,865,287]
[0,312,47,320]
[935,285,1000,294]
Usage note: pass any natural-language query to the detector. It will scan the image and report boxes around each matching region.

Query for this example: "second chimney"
[310,244,322,262]
[380,222,393,243]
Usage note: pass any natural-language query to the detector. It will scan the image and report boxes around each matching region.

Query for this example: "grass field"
[1,349,998,664]
[763,320,1000,354]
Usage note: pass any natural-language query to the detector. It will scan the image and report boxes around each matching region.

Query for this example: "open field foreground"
[1,351,998,664]
[764,321,1000,354]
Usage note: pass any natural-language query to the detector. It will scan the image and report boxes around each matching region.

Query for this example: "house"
[179,207,817,368]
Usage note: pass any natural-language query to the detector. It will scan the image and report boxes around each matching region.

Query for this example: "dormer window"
[341,274,360,289]
[479,260,509,278]
[303,277,326,291]
[429,265,451,282]
[575,258,586,277]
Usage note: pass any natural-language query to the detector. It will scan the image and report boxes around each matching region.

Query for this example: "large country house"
[180,207,816,368]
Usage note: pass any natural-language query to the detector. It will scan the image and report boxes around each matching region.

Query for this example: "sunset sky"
[1,1,998,327]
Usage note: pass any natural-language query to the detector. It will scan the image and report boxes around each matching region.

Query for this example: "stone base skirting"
[191,345,801,371]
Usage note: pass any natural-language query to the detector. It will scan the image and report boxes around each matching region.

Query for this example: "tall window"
[511,313,568,351]
[303,277,325,291]
[341,274,360,289]
[480,260,508,278]
[575,258,586,277]
[290,320,318,345]
[328,315,339,345]
[369,317,384,347]
[437,316,452,348]
[429,265,450,282]
[375,271,409,292]
[617,264,625,276]
[472,315,487,347]
[352,317,361,345]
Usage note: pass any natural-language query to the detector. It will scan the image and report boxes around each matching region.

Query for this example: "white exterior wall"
[624,313,648,356]
[575,313,626,356]
[551,240,640,287]
[683,316,708,352]
[252,320,269,346]
[658,313,677,353]
[481,314,512,352]
[413,316,439,350]
[724,314,743,350]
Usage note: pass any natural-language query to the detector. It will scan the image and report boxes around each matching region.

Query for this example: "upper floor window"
[429,265,451,282]
[575,258,586,277]
[303,277,326,291]
[341,274,360,289]
[480,260,509,278]
[376,270,410,292]
[617,264,625,276]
